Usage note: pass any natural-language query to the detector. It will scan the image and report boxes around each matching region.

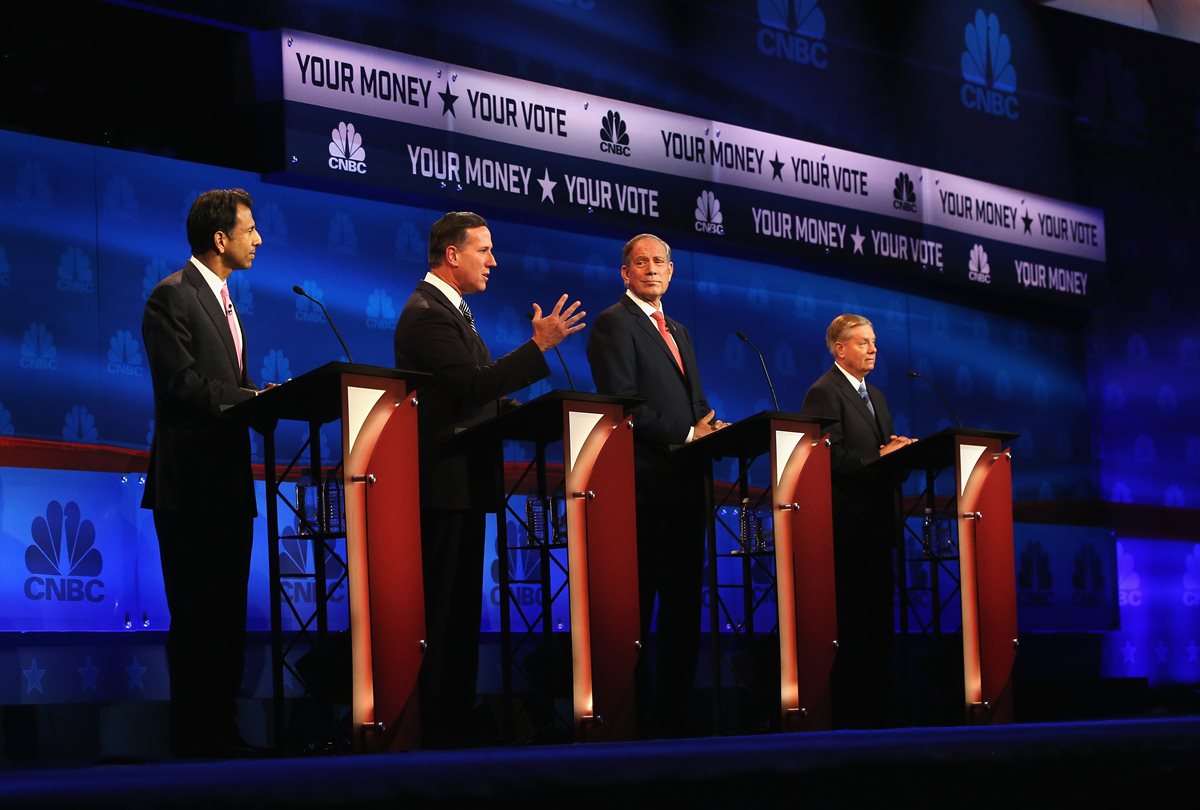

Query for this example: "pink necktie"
[220,283,243,372]
[651,310,685,376]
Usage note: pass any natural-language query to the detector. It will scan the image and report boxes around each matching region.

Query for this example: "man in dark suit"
[801,313,915,729]
[393,210,584,748]
[586,233,728,737]
[142,187,270,757]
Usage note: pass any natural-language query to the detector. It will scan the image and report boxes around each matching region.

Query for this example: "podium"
[678,411,837,733]
[454,390,641,742]
[233,361,428,752]
[874,427,1019,724]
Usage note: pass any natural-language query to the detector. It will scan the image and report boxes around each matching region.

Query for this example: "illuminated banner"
[276,29,1105,304]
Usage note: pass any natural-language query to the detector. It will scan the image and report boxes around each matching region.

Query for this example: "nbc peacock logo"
[328,121,367,174]
[959,9,1019,120]
[24,500,105,602]
[599,110,632,158]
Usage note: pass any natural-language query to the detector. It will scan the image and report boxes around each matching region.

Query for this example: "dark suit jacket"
[141,262,257,516]
[801,365,894,479]
[802,364,901,553]
[586,295,711,499]
[394,280,550,511]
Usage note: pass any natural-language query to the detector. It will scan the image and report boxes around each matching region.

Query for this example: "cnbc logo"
[490,538,545,610]
[365,288,397,330]
[756,0,828,69]
[328,121,367,174]
[106,329,144,377]
[968,243,992,284]
[893,172,917,213]
[278,534,346,605]
[960,9,1019,120]
[25,500,105,602]
[599,110,631,158]
[694,190,726,236]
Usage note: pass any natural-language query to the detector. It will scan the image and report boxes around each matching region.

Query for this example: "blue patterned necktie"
[858,381,875,418]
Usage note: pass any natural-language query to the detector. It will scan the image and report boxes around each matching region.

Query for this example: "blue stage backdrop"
[0,127,1171,680]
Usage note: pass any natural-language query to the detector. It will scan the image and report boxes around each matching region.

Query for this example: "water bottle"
[295,476,318,536]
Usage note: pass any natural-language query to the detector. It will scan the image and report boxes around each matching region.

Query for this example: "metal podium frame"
[679,411,837,733]
[233,361,429,753]
[875,427,1020,724]
[454,390,641,743]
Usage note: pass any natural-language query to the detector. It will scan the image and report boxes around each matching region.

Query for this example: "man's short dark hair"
[428,211,488,269]
[186,188,253,256]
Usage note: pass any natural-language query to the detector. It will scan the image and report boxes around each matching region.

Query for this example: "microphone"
[907,370,963,429]
[737,330,779,411]
[293,285,354,363]
[527,311,576,391]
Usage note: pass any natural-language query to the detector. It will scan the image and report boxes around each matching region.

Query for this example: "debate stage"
[2,714,1198,808]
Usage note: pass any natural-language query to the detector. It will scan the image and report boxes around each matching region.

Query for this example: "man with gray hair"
[802,313,914,729]
[587,232,728,738]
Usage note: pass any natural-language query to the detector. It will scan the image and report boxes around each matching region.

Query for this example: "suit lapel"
[184,264,242,377]
[419,280,490,361]
[831,367,883,443]
[621,296,686,382]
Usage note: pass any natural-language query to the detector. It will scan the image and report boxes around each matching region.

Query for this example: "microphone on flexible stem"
[737,330,779,412]
[293,285,354,363]
[527,311,575,391]
[907,370,963,429]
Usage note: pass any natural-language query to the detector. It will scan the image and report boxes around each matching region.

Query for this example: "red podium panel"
[235,362,427,752]
[682,411,836,732]
[456,391,640,742]
[959,441,1017,724]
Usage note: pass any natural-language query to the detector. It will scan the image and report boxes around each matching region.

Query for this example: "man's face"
[621,237,673,306]
[218,204,261,272]
[448,226,496,295]
[835,324,877,379]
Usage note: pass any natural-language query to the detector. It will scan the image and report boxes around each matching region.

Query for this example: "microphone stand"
[737,331,779,411]
[293,285,354,363]
[907,370,963,429]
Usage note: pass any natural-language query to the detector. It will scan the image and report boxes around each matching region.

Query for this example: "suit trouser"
[634,478,706,734]
[419,508,487,746]
[154,510,253,740]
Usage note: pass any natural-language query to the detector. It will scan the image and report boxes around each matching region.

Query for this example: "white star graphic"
[23,658,46,694]
[126,656,147,691]
[79,656,100,691]
[536,168,557,203]
[850,225,865,255]
[1120,639,1136,665]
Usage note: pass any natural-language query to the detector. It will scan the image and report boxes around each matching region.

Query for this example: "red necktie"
[651,310,685,376]
[220,283,243,372]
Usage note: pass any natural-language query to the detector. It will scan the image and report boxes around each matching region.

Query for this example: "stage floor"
[2,715,1199,809]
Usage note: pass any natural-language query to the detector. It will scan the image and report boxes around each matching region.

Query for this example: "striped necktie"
[459,297,477,332]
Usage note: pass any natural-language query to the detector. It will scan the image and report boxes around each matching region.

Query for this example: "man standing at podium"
[394,211,585,748]
[142,188,268,758]
[586,233,728,738]
[802,313,915,729]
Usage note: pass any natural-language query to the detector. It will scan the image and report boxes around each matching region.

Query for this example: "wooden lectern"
[234,361,428,753]
[679,411,837,733]
[874,427,1019,724]
[454,390,641,742]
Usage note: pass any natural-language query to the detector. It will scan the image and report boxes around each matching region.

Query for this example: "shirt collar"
[834,361,865,388]
[424,271,463,310]
[189,256,226,300]
[624,288,664,320]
